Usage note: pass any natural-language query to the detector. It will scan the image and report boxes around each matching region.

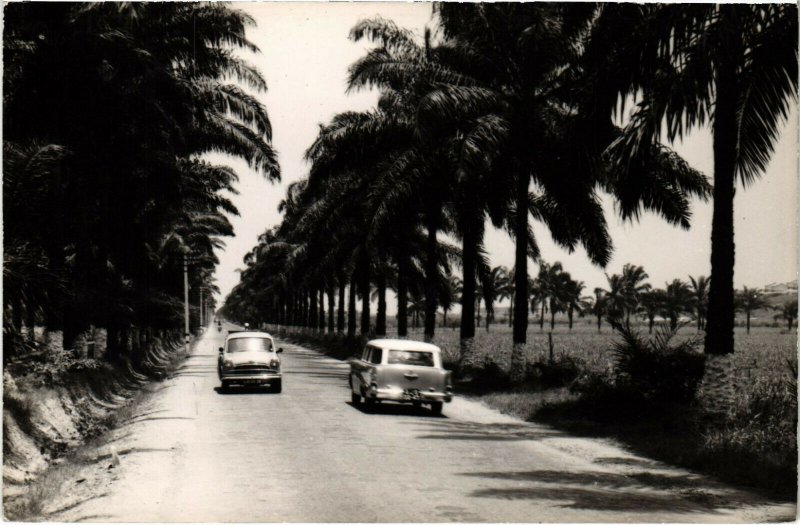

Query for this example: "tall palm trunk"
[318,287,325,331]
[539,301,546,331]
[360,256,371,335]
[309,290,318,330]
[327,283,335,333]
[337,273,345,333]
[376,273,387,336]
[459,217,478,367]
[397,257,408,337]
[700,22,739,413]
[423,214,438,342]
[512,173,530,376]
[348,272,357,337]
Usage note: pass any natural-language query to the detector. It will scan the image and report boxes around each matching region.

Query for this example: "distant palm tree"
[481,266,510,332]
[689,275,710,331]
[441,275,462,329]
[621,264,651,325]
[774,299,798,332]
[662,280,694,331]
[601,273,627,326]
[735,287,768,334]
[590,289,607,333]
[639,289,665,334]
[563,278,587,331]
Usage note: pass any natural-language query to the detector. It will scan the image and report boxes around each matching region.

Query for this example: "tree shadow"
[594,456,661,469]
[47,493,110,516]
[407,419,560,441]
[118,416,195,428]
[461,469,764,514]
[347,401,446,418]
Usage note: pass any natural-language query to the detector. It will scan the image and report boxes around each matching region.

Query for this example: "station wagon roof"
[367,339,441,352]
[226,331,273,340]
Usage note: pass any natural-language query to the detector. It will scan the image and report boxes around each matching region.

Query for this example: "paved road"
[53,325,795,522]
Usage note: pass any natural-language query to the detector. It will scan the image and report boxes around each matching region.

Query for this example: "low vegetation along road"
[53,325,793,522]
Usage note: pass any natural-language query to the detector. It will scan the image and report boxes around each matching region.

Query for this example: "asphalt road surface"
[53,324,795,522]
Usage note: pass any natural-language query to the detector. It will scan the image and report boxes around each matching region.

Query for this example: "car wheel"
[351,392,361,405]
[430,401,443,415]
[271,380,282,394]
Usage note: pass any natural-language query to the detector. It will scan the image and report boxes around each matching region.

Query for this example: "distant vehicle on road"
[349,339,453,415]
[218,331,283,393]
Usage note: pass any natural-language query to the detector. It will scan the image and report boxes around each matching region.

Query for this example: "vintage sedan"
[218,331,283,393]
[348,339,453,414]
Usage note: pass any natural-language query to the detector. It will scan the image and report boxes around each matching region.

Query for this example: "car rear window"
[227,338,273,353]
[388,350,434,367]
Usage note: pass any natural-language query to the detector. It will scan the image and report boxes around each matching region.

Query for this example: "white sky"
[209,2,798,310]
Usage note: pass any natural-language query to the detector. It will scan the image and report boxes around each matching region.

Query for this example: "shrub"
[607,322,705,405]
[525,354,582,388]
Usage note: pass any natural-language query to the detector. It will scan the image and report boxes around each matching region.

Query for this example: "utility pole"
[183,253,190,352]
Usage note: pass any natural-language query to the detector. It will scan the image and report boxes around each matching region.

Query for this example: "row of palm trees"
[3,4,278,361]
[224,4,796,386]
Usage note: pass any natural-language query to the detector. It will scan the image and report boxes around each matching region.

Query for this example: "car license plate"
[245,379,262,385]
[403,389,421,400]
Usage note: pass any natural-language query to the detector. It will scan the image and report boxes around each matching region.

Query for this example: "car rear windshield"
[387,350,434,367]
[227,338,273,353]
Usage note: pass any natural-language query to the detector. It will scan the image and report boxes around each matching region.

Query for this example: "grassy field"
[401,322,796,392]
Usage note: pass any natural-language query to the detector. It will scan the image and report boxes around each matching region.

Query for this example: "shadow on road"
[347,401,447,418]
[407,419,560,441]
[458,469,758,514]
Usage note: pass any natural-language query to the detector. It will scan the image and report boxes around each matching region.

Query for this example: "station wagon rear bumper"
[366,386,452,403]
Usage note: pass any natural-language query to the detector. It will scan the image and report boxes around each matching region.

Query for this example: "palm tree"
[4,3,278,355]
[662,280,694,331]
[590,289,607,333]
[621,264,651,325]
[689,275,710,331]
[597,5,797,359]
[774,300,798,332]
[736,287,768,334]
[432,4,710,380]
[563,278,587,331]
[481,266,509,332]
[601,273,627,326]
[639,289,665,334]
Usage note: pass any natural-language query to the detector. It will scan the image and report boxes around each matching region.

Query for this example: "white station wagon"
[348,339,453,414]
[218,331,283,393]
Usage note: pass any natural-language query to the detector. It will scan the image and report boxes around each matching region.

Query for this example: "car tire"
[351,392,361,405]
[271,380,282,394]
[430,401,443,415]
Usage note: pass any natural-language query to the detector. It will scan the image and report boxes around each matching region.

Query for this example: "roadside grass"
[269,321,797,501]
